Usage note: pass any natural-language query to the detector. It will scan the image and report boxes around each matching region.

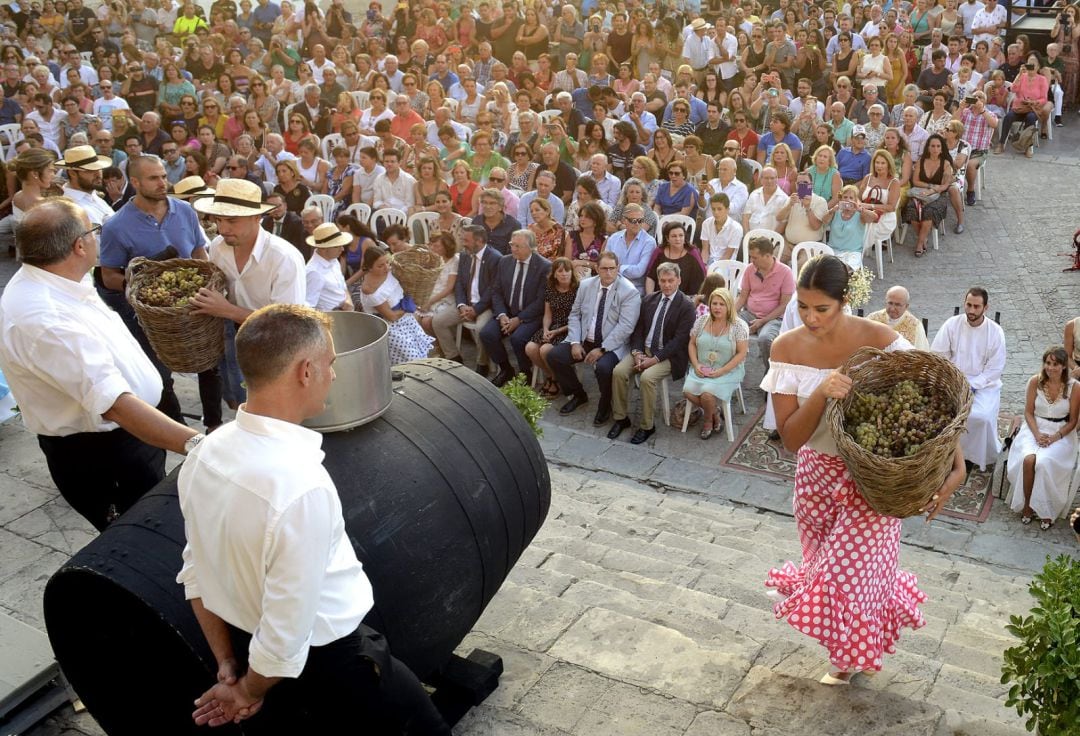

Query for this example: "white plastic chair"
[283,103,297,126]
[320,133,345,160]
[305,194,336,222]
[895,222,940,251]
[741,228,784,263]
[0,123,22,161]
[407,211,440,245]
[343,202,371,224]
[706,259,747,298]
[384,90,397,108]
[370,207,408,236]
[790,241,834,273]
[350,90,370,110]
[443,97,459,114]
[862,228,894,280]
[681,386,747,442]
[656,213,697,244]
[538,109,562,125]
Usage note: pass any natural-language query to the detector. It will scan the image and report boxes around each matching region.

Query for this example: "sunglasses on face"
[488,176,505,182]
[626,217,644,224]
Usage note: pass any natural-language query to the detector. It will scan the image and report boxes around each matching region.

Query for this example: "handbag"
[669,399,702,428]
[909,187,939,204]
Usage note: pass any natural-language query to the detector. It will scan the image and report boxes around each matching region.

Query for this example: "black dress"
[530,285,578,344]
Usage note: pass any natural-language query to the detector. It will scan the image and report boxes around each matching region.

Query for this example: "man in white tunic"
[931,287,1006,470]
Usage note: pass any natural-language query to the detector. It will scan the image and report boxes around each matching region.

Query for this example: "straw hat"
[305,222,353,249]
[55,144,111,171]
[192,178,274,217]
[690,18,711,31]
[170,176,214,200]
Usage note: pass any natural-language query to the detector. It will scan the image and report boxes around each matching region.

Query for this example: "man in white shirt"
[303,223,354,312]
[0,199,197,531]
[701,194,744,265]
[57,144,116,226]
[383,54,405,92]
[742,166,790,233]
[178,303,450,733]
[958,0,986,38]
[619,92,658,148]
[351,146,384,206]
[424,108,470,148]
[26,93,67,147]
[91,80,134,133]
[371,149,416,211]
[703,156,750,221]
[191,179,307,408]
[971,0,1006,46]
[682,18,721,87]
[306,43,336,84]
[931,287,1006,471]
[714,16,740,89]
[899,105,931,160]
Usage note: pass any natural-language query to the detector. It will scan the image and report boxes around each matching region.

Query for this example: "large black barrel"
[43,359,550,736]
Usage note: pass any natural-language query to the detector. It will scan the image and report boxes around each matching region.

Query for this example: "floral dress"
[327,163,357,219]
[761,336,928,674]
[567,230,607,279]
[529,285,578,344]
[508,162,539,191]
[530,222,565,260]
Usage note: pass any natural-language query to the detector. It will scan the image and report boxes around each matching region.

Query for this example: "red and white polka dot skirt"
[765,448,927,673]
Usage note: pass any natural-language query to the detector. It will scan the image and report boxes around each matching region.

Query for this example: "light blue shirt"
[619,110,658,147]
[662,96,708,126]
[518,191,565,227]
[604,228,657,293]
[99,197,209,269]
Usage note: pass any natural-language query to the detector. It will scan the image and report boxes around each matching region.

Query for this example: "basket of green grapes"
[125,257,228,373]
[825,346,974,518]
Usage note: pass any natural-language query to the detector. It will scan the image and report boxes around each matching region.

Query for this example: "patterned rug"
[720,408,999,522]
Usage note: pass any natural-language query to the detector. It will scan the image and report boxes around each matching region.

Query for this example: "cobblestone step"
[497,469,1034,732]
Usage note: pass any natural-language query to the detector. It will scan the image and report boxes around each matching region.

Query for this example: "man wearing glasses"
[91,81,134,133]
[59,46,98,90]
[0,199,199,531]
[26,93,66,148]
[160,143,187,185]
[603,204,657,295]
[121,63,159,118]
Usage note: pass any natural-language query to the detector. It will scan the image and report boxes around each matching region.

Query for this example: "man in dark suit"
[262,193,310,261]
[608,261,696,444]
[432,225,501,369]
[481,229,552,387]
[293,84,333,137]
[548,251,642,426]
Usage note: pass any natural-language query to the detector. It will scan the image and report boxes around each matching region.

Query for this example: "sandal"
[915,245,926,257]
[1040,520,1052,531]
[1021,515,1033,525]
[700,424,714,440]
[542,379,560,396]
[819,672,851,686]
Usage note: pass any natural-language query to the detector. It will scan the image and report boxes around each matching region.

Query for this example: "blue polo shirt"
[836,147,872,182]
[0,97,20,126]
[99,197,209,270]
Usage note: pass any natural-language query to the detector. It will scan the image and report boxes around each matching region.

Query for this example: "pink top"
[740,259,795,320]
[1011,72,1049,107]
[613,78,640,99]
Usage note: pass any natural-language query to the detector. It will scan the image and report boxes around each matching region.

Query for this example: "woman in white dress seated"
[357,245,435,365]
[1008,346,1080,530]
[416,231,460,358]
[304,223,354,312]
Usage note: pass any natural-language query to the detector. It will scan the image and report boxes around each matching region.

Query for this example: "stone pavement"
[2,125,1079,734]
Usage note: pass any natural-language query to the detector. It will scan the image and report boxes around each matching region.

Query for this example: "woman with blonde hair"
[417,231,461,349]
[808,145,843,206]
[331,91,362,133]
[8,147,57,232]
[767,142,798,196]
[411,156,449,215]
[859,149,900,244]
[683,287,749,439]
[448,159,480,217]
[528,197,566,260]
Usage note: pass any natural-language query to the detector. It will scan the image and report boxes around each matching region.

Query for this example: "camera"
[964,95,976,105]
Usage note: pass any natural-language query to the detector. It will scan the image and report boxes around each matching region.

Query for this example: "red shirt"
[390,109,426,141]
[727,128,760,157]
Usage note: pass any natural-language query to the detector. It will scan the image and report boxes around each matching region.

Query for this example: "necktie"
[649,296,670,353]
[469,253,480,302]
[273,219,282,236]
[594,286,609,345]
[511,260,524,313]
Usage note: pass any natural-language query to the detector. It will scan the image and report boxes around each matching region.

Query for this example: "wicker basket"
[125,257,227,374]
[825,347,974,518]
[390,245,443,306]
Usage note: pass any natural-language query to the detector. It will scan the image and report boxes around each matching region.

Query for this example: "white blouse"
[760,335,911,456]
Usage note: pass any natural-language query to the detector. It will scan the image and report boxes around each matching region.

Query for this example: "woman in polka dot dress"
[762,256,966,684]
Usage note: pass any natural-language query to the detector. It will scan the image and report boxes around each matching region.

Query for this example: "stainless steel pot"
[303,311,393,433]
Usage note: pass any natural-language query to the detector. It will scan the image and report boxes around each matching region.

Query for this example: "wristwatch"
[183,433,206,455]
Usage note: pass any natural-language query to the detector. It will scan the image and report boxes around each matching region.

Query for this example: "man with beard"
[56,144,115,226]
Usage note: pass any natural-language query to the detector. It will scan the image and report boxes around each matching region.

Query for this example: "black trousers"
[227,624,450,735]
[38,428,165,531]
[96,281,223,428]
[547,340,620,411]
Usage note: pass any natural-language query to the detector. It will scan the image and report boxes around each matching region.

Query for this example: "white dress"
[1007,380,1079,520]
[359,273,435,365]
[415,252,460,318]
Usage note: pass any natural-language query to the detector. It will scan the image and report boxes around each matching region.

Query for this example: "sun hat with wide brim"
[690,18,711,30]
[170,176,215,200]
[305,222,353,249]
[192,178,275,217]
[55,144,112,171]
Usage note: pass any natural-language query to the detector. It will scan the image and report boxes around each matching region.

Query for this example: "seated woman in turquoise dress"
[682,286,749,439]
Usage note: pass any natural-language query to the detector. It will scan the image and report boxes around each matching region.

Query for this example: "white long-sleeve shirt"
[305,253,349,311]
[930,314,1006,391]
[207,227,306,312]
[177,408,373,678]
[371,170,416,212]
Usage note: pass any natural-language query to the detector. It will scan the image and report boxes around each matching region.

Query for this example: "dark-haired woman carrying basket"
[762,255,966,685]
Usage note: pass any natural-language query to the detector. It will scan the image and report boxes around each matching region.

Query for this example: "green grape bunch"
[137,267,207,307]
[842,380,953,459]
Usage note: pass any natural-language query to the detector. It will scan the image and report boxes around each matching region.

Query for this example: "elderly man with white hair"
[866,286,930,350]
[742,166,789,233]
[619,92,657,148]
[584,154,622,207]
[899,105,930,160]
[703,157,749,221]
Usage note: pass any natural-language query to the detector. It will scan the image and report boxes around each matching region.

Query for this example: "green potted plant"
[1001,554,1080,735]
[499,373,548,438]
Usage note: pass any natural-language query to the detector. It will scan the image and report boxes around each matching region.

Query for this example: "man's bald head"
[885,285,911,320]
